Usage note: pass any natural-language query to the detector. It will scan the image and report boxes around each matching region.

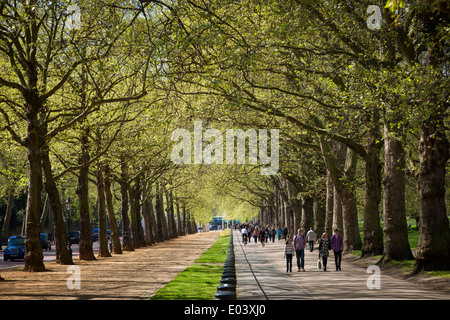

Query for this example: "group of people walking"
[238,224,286,247]
[284,228,343,272]
[238,223,344,273]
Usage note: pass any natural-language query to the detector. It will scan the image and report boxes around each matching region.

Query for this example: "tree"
[0,0,148,270]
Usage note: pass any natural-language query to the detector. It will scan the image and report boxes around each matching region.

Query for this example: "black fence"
[214,229,237,300]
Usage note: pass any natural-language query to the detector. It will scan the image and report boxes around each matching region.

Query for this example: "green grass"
[149,230,230,300]
[353,221,450,278]
[357,220,419,249]
[149,264,224,300]
[195,230,230,264]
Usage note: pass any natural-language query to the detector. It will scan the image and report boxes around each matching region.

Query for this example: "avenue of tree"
[0,0,448,276]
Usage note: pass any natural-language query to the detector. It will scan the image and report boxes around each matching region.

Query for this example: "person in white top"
[306,228,316,252]
[241,227,248,245]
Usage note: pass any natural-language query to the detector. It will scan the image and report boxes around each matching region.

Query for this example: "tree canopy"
[0,0,448,274]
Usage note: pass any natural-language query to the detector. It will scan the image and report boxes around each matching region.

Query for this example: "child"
[283,239,295,273]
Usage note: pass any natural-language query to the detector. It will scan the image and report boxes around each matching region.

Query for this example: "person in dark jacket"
[331,228,343,271]
[282,226,288,240]
[318,232,331,271]
[259,228,266,247]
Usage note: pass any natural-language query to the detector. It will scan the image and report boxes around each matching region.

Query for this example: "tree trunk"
[97,166,111,258]
[168,189,178,238]
[182,204,187,235]
[24,111,45,271]
[340,148,362,252]
[325,171,334,238]
[41,145,73,265]
[187,212,197,234]
[313,194,326,238]
[320,138,362,252]
[413,110,450,273]
[40,194,49,232]
[176,202,182,236]
[129,180,140,249]
[103,164,122,254]
[141,181,153,246]
[340,187,363,252]
[134,176,146,247]
[142,198,154,246]
[301,196,314,232]
[412,6,450,273]
[120,157,134,251]
[381,123,414,263]
[149,196,159,242]
[165,191,175,239]
[332,187,343,234]
[2,188,14,243]
[77,126,96,261]
[361,108,384,257]
[155,181,169,240]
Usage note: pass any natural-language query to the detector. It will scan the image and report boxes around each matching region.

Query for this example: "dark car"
[40,233,51,250]
[91,228,99,242]
[68,231,80,244]
[3,235,25,261]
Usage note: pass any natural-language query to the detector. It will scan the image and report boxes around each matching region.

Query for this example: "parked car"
[68,231,80,244]
[40,233,51,250]
[3,235,25,261]
[91,228,99,242]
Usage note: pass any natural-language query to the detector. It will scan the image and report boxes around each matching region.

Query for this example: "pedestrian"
[282,225,288,240]
[253,228,258,244]
[318,232,331,271]
[265,226,269,243]
[241,226,248,245]
[293,228,306,272]
[283,239,295,273]
[276,227,282,241]
[271,228,276,243]
[260,228,265,247]
[331,228,343,271]
[306,227,316,252]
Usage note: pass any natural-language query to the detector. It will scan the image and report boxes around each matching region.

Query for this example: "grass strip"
[149,230,230,300]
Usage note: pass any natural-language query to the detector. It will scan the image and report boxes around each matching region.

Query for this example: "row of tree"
[152,0,449,274]
[0,0,449,275]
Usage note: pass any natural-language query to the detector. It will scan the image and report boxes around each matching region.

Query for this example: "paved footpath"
[233,230,449,300]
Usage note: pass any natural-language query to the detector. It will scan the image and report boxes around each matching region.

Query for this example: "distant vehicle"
[92,228,99,242]
[68,231,80,244]
[40,233,51,250]
[3,236,25,261]
[210,225,218,231]
[91,228,111,241]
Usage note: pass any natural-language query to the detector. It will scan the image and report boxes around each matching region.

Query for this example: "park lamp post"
[66,198,72,254]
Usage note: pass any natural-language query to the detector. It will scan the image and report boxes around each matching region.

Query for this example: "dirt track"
[0,231,219,300]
